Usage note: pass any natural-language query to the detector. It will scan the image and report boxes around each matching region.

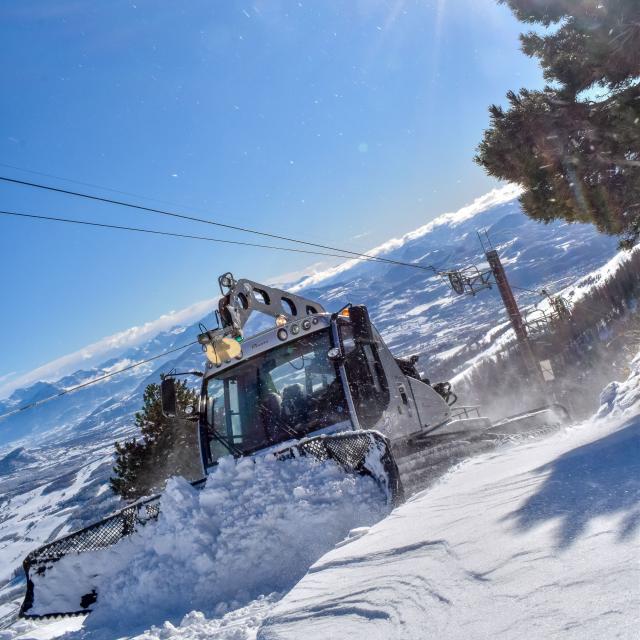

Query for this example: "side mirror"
[161,377,177,417]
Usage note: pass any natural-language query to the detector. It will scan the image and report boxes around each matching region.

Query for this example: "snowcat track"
[275,430,404,507]
[396,404,571,495]
[19,430,402,619]
[488,403,570,434]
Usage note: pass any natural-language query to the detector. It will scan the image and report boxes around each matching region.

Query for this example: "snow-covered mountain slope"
[259,369,640,639]
[292,186,621,372]
[0,185,627,618]
[251,358,640,639]
[0,301,217,401]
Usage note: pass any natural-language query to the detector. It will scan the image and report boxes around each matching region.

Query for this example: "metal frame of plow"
[275,430,405,508]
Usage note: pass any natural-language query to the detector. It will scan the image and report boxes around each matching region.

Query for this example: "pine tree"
[476,0,640,247]
[110,380,198,500]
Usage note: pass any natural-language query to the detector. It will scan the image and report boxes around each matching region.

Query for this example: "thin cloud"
[0,299,215,399]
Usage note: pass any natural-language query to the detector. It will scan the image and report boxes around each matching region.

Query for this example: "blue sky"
[0,0,543,388]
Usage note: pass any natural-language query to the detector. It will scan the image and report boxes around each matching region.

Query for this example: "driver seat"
[281,383,307,429]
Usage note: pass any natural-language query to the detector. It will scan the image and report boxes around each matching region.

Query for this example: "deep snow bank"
[260,360,640,639]
[30,455,389,637]
[597,350,640,419]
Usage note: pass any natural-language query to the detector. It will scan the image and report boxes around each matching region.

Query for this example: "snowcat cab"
[18,273,569,620]
[185,274,452,475]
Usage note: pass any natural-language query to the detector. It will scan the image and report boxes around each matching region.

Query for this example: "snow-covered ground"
[260,358,640,640]
[4,355,639,640]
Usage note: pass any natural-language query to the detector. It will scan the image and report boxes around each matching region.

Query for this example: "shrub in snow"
[110,381,198,500]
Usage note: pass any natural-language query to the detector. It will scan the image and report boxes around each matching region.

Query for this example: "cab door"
[337,307,419,440]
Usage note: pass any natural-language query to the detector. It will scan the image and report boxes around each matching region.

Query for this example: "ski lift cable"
[0,175,438,274]
[510,284,551,296]
[510,284,573,307]
[512,283,605,317]
[0,340,199,423]
[0,162,193,212]
[512,283,603,319]
[0,209,407,263]
[0,207,464,424]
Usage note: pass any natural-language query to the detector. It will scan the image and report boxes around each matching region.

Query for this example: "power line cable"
[0,206,438,422]
[0,340,199,422]
[0,176,614,422]
[9,209,543,286]
[0,174,437,273]
[510,284,546,296]
[0,204,445,423]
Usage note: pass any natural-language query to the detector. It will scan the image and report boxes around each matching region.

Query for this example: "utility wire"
[510,284,547,296]
[0,173,607,423]
[0,174,437,273]
[0,203,444,422]
[475,234,605,315]
[0,340,199,423]
[7,206,596,310]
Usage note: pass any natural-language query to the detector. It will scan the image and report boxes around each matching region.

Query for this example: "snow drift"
[29,454,389,636]
[597,350,640,419]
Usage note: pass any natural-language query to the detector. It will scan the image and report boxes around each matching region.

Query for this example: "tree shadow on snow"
[505,418,640,549]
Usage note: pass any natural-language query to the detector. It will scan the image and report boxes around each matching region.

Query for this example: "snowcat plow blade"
[19,493,166,619]
[19,430,402,619]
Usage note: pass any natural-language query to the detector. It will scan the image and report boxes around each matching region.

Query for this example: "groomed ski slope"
[260,358,640,640]
[4,356,639,640]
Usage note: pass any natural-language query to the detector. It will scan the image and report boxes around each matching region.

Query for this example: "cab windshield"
[203,328,348,464]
